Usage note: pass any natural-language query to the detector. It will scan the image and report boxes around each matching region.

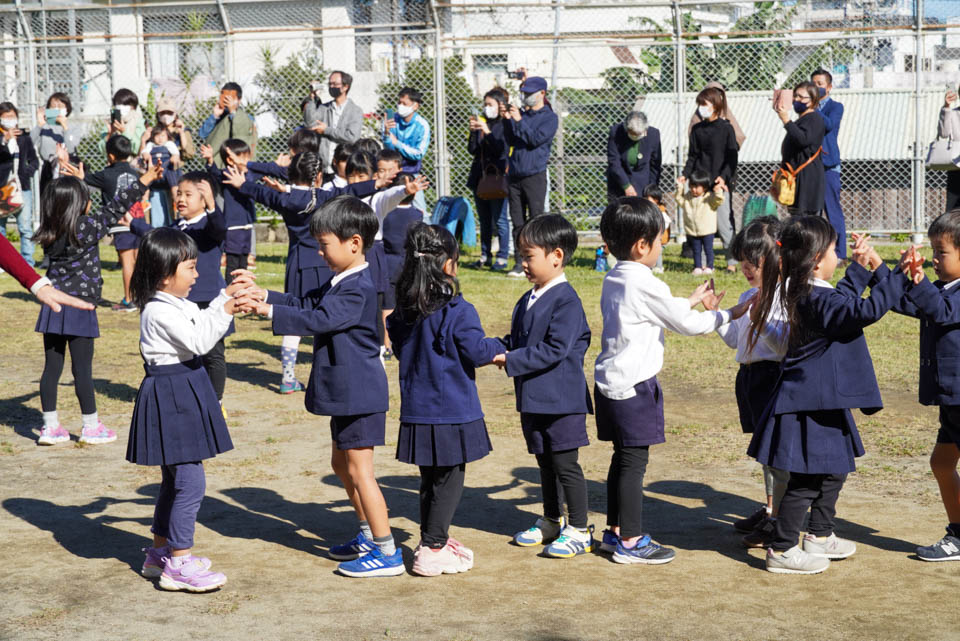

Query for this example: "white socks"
[42,411,58,429]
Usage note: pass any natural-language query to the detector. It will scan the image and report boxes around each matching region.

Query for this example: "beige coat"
[676,185,724,237]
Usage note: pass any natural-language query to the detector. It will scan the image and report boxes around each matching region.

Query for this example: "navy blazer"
[269,268,388,417]
[504,105,558,178]
[386,295,505,424]
[381,204,422,279]
[130,209,227,303]
[605,124,662,200]
[818,97,844,168]
[501,282,593,415]
[771,262,907,415]
[245,160,289,181]
[890,267,960,406]
[206,163,261,254]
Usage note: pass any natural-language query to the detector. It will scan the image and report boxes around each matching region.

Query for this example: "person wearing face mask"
[198,82,258,170]
[0,102,39,265]
[776,81,826,216]
[502,75,559,278]
[383,87,431,214]
[606,111,662,205]
[467,87,511,271]
[684,86,739,273]
[31,92,81,195]
[812,69,846,261]
[141,97,193,227]
[101,88,145,155]
[146,96,195,161]
[304,71,363,181]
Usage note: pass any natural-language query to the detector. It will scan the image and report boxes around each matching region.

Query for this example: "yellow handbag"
[771,147,821,207]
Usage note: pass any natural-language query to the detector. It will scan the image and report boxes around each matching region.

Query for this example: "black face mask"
[328,86,342,99]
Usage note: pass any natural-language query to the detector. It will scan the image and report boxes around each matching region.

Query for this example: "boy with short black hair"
[201,139,256,284]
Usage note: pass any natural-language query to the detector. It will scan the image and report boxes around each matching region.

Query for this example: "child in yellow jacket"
[676,170,725,275]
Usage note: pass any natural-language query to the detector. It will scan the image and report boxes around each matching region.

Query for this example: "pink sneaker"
[142,547,211,578]
[412,540,474,577]
[692,267,704,276]
[79,422,117,445]
[159,555,226,592]
[38,424,70,445]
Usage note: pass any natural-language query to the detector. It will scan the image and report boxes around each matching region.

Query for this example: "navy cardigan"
[504,105,558,179]
[771,262,907,415]
[386,295,505,424]
[605,123,662,200]
[269,268,388,417]
[501,282,593,415]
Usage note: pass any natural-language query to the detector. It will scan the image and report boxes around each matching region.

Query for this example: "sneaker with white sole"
[78,422,117,444]
[612,535,676,565]
[802,532,856,559]
[766,545,830,574]
[158,555,226,592]
[328,532,375,561]
[917,531,960,561]
[412,540,474,576]
[599,528,619,553]
[733,506,769,533]
[507,264,525,278]
[38,424,70,445]
[337,547,405,578]
[544,524,594,558]
[513,516,565,546]
[142,547,211,578]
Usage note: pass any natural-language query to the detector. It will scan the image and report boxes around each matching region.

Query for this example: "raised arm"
[269,288,366,337]
[813,268,909,337]
[905,277,960,326]
[645,280,731,336]
[151,291,234,356]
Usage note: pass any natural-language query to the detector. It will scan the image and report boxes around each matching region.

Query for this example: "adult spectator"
[102,88,145,154]
[141,96,193,227]
[142,96,195,160]
[304,71,363,180]
[31,92,81,194]
[812,69,846,260]
[467,87,511,271]
[939,87,960,211]
[0,235,94,312]
[776,81,825,216]
[684,85,739,272]
[0,102,39,265]
[502,75,558,277]
[383,86,430,213]
[198,82,257,168]
[606,111,662,204]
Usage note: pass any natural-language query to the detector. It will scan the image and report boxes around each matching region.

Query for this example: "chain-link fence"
[0,0,958,236]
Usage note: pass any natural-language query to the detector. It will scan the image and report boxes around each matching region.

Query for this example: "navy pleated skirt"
[734,361,781,434]
[520,413,589,455]
[113,230,141,251]
[594,378,665,447]
[285,263,333,298]
[396,419,492,467]
[747,408,864,475]
[126,357,234,466]
[367,241,389,295]
[35,304,99,338]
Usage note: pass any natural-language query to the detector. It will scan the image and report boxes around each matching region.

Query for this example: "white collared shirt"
[594,261,731,399]
[140,290,233,366]
[322,176,348,190]
[363,185,409,241]
[266,263,369,319]
[944,278,960,290]
[177,211,208,229]
[526,273,567,310]
[716,287,789,364]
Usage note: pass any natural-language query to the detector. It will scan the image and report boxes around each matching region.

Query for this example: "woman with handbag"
[939,88,960,211]
[776,81,825,217]
[467,87,511,271]
[606,111,662,204]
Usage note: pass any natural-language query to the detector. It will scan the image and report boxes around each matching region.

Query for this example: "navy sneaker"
[544,525,594,558]
[917,531,960,562]
[599,528,619,554]
[328,532,375,561]
[337,547,405,578]
[612,535,676,565]
[734,507,769,533]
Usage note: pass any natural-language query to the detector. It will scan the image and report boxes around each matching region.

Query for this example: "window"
[474,54,508,74]
[143,10,225,82]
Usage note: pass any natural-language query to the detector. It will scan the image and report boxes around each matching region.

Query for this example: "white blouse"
[715,287,789,364]
[140,290,233,366]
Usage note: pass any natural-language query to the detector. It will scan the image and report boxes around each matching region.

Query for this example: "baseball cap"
[520,76,547,94]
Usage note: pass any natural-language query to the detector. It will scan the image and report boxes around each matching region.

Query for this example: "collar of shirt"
[330,263,369,288]
[527,273,567,308]
[810,277,833,289]
[819,96,831,108]
[944,277,960,290]
[290,185,310,191]
[152,290,188,308]
[178,212,207,228]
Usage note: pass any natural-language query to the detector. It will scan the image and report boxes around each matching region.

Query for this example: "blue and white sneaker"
[917,531,960,562]
[599,528,619,554]
[328,532,375,561]
[337,547,405,578]
[544,525,594,558]
[513,516,565,546]
[612,534,676,565]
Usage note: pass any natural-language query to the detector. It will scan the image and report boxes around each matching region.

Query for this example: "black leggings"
[40,334,96,414]
[225,253,247,286]
[606,444,650,539]
[536,448,588,528]
[196,301,226,400]
[773,472,846,552]
[419,463,465,549]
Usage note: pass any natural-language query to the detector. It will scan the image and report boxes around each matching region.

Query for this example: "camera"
[506,69,524,80]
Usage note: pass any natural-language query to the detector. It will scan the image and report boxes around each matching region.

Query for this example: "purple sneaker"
[38,424,70,446]
[142,547,211,578]
[79,422,117,445]
[159,556,226,592]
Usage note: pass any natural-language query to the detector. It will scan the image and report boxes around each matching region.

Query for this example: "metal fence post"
[913,0,926,244]
[673,0,686,241]
[430,1,448,198]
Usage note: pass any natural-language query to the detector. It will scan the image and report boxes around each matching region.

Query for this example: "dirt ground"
[2,245,959,641]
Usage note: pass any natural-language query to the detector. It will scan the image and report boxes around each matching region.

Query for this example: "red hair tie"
[775,240,782,247]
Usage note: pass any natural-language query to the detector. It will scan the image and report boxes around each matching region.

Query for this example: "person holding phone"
[467,87,511,271]
[941,85,960,211]
[0,101,39,265]
[198,82,257,170]
[382,87,430,215]
[303,71,363,181]
[31,93,81,195]
[101,88,145,155]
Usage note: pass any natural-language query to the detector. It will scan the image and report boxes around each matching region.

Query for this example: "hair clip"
[775,240,782,247]
[413,251,424,258]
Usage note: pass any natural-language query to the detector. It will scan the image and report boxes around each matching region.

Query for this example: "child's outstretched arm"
[646,279,732,336]
[501,296,584,377]
[814,261,911,337]
[151,290,235,357]
[904,249,960,325]
[96,162,162,235]
[453,303,507,367]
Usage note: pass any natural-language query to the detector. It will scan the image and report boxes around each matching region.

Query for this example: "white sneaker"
[766,545,830,574]
[802,533,856,559]
[692,267,704,276]
[513,516,564,546]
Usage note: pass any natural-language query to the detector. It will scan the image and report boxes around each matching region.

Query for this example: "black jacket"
[683,118,739,188]
[780,111,825,214]
[606,123,662,200]
[467,118,509,192]
[0,134,39,189]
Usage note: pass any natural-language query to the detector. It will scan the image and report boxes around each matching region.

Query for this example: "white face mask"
[396,103,414,118]
[484,105,499,119]
[1,118,18,130]
[58,108,67,118]
[159,113,174,126]
[522,92,539,108]
[697,104,714,119]
[116,104,132,118]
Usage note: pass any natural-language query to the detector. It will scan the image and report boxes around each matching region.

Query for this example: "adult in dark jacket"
[777,81,826,217]
[813,70,846,259]
[938,87,960,212]
[0,102,40,266]
[606,111,662,204]
[503,75,558,277]
[684,86,739,271]
[468,87,511,271]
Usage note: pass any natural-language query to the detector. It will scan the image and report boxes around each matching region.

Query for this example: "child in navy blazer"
[123,171,233,406]
[386,223,504,577]
[380,174,423,355]
[746,216,910,574]
[201,140,258,285]
[492,215,594,558]
[241,196,401,579]
[887,210,960,561]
